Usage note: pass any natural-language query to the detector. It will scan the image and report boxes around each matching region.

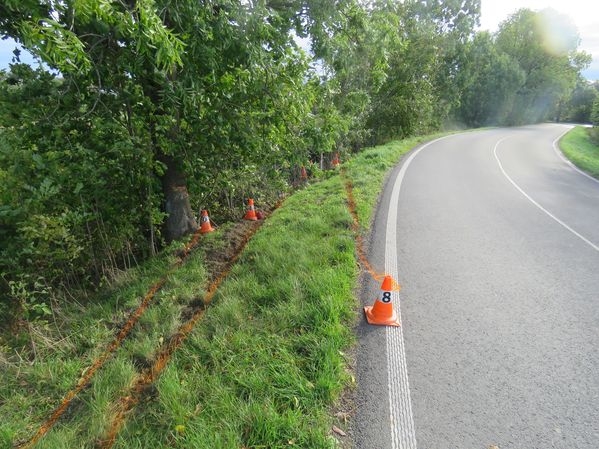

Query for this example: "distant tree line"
[0,0,595,322]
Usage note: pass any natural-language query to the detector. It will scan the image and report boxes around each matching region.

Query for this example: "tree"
[495,8,590,124]
[0,1,328,243]
[592,98,599,126]
[455,31,525,126]
[559,79,598,123]
[2,0,365,320]
[366,0,481,141]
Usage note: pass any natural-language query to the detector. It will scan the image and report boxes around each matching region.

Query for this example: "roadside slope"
[2,133,439,448]
[559,125,599,180]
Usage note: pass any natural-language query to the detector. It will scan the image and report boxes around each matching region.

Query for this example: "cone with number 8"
[364,275,400,326]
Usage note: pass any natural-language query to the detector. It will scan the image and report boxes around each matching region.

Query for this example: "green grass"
[0,132,444,449]
[0,242,203,448]
[559,126,599,179]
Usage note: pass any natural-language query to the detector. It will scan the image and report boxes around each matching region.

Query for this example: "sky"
[0,1,598,80]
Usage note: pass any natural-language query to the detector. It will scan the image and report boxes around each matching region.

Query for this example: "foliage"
[453,8,591,127]
[455,31,525,126]
[365,0,481,142]
[0,1,334,322]
[591,96,599,127]
[0,64,161,319]
[494,8,590,125]
[559,80,598,123]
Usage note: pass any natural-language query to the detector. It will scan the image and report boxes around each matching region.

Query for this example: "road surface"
[356,124,599,449]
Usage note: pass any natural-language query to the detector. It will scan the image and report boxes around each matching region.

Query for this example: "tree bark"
[158,153,197,243]
[142,66,197,244]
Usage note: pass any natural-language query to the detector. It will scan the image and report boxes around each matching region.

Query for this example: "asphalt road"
[355,124,599,449]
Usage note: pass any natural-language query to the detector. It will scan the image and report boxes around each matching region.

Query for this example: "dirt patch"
[203,220,261,282]
[96,200,286,448]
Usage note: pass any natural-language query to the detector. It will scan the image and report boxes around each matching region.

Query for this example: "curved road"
[356,124,599,449]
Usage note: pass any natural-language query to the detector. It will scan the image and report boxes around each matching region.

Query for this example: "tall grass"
[108,177,357,449]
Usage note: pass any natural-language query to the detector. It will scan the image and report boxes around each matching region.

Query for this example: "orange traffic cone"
[300,165,308,181]
[199,210,214,234]
[243,198,258,221]
[332,153,340,168]
[364,275,400,326]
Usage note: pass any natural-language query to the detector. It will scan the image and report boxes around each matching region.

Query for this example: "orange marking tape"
[97,203,284,448]
[16,226,205,449]
[341,169,400,292]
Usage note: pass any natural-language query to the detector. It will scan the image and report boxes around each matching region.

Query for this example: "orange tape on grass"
[97,221,263,449]
[16,228,205,449]
[342,170,400,291]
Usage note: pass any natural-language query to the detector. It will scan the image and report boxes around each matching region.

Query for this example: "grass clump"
[559,126,599,179]
[0,237,207,448]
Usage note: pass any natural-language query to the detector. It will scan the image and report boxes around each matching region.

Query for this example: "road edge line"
[493,137,599,253]
[384,135,455,449]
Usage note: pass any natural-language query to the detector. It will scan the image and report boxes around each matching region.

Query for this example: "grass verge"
[559,126,599,179]
[1,133,442,449]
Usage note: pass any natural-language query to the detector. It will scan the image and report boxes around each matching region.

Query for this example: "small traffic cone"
[364,275,400,326]
[332,153,340,168]
[300,165,308,181]
[243,198,258,221]
[199,210,214,234]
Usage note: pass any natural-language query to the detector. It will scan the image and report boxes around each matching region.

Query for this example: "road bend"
[355,124,599,449]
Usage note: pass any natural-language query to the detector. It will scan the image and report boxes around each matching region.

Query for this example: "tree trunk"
[159,153,197,243]
[143,69,196,243]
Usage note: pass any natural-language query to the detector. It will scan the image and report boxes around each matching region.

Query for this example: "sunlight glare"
[536,9,579,55]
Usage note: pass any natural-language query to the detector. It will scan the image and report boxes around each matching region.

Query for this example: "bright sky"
[0,2,598,79]
[480,0,599,80]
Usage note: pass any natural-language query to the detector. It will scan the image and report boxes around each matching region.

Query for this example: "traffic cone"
[364,275,400,326]
[243,198,258,221]
[199,210,214,234]
[300,165,308,181]
[332,153,340,168]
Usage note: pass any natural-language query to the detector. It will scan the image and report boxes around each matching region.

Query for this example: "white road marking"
[493,137,599,253]
[551,126,599,185]
[384,135,455,449]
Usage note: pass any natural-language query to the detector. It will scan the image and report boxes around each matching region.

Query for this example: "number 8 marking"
[382,291,392,303]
